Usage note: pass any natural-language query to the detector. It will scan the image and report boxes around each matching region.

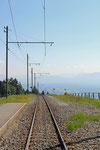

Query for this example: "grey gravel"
[46,95,100,150]
[1,95,100,150]
[0,96,62,150]
[0,97,36,150]
[29,96,61,150]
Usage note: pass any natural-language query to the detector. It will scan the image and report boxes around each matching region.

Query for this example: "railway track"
[25,95,68,150]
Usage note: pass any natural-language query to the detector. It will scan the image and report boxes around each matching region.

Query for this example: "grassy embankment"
[0,94,34,104]
[50,94,100,131]
[51,94,100,107]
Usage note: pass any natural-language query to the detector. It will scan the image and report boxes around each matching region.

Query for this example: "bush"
[64,92,67,95]
[32,87,39,94]
[41,91,45,95]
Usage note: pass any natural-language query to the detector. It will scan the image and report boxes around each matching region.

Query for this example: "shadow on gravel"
[40,136,100,149]
[42,143,62,150]
[67,135,100,146]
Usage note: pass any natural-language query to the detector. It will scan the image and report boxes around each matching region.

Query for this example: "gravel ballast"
[0,97,36,150]
[1,95,100,150]
[29,96,61,150]
[46,95,100,150]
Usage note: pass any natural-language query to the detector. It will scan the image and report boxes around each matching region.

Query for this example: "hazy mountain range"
[1,72,100,94]
[40,72,100,94]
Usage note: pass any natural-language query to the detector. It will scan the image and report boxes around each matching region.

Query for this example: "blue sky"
[0,0,100,90]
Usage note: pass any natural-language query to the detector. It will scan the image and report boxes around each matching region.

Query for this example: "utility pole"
[33,72,50,89]
[27,58,40,92]
[29,63,40,91]
[27,54,29,92]
[31,68,33,92]
[6,25,54,94]
[4,26,8,98]
[37,81,39,92]
[34,73,36,89]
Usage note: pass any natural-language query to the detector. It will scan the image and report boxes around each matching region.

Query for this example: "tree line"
[0,78,24,97]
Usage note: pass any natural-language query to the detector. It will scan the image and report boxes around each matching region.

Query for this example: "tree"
[64,92,67,95]
[0,81,6,96]
[41,91,45,95]
[47,91,49,95]
[32,87,39,94]
[9,78,18,87]
[9,85,16,95]
[16,82,24,95]
[0,78,24,96]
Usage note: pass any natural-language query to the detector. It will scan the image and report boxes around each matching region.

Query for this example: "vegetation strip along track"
[25,95,68,150]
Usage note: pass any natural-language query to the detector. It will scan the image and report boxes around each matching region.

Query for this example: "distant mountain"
[1,72,100,94]
[39,72,100,93]
[39,72,100,84]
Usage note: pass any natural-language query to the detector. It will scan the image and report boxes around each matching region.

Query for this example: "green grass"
[50,94,100,107]
[0,94,34,104]
[67,112,100,131]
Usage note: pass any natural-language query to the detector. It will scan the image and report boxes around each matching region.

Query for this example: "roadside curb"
[0,103,27,137]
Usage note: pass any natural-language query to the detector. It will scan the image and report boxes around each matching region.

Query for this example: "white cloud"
[2,62,100,77]
[42,64,100,75]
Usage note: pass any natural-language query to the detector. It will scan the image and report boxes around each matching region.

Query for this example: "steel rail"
[25,101,38,150]
[42,95,68,150]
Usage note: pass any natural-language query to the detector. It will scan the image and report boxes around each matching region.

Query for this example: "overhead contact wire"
[44,0,46,56]
[8,0,26,59]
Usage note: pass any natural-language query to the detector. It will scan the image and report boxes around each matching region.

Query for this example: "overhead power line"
[8,36,27,58]
[0,37,25,66]
[39,54,46,72]
[7,0,25,59]
[9,49,26,66]
[40,0,46,56]
[41,0,44,8]
[8,0,18,44]
[0,37,25,65]
[44,0,46,56]
[0,38,5,45]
